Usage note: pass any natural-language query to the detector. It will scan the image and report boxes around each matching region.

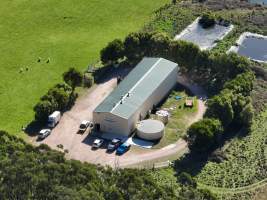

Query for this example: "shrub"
[223,71,255,96]
[63,67,83,90]
[0,131,179,200]
[83,73,94,88]
[34,83,77,123]
[170,40,200,70]
[239,102,254,131]
[124,32,153,61]
[205,90,234,128]
[34,100,54,122]
[207,53,250,92]
[100,39,124,64]
[197,189,217,200]
[149,32,171,57]
[199,13,216,29]
[178,172,197,187]
[187,118,223,152]
[47,87,70,111]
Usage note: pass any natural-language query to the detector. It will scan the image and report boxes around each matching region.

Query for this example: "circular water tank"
[137,119,164,141]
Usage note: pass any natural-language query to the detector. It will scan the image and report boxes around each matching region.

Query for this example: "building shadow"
[81,131,109,150]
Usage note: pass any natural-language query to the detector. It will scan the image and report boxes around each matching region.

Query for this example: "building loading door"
[95,123,100,131]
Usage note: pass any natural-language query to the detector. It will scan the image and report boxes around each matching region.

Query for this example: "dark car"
[107,138,122,152]
[116,143,131,155]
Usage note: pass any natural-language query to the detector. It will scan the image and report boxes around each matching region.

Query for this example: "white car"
[92,138,104,149]
[38,129,51,140]
[79,120,93,133]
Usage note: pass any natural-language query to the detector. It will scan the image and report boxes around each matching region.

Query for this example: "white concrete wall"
[93,112,129,136]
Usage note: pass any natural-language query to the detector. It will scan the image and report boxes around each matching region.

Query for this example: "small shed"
[185,98,194,107]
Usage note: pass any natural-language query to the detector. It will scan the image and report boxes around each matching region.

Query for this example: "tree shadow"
[93,61,133,84]
[24,120,45,137]
[173,150,209,178]
[172,125,247,181]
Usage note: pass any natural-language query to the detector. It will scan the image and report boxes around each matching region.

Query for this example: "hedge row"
[100,31,250,93]
[33,83,77,123]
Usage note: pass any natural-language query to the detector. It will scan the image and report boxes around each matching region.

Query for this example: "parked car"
[107,138,122,152]
[116,143,131,155]
[38,129,51,140]
[78,120,93,133]
[48,111,61,128]
[92,138,104,149]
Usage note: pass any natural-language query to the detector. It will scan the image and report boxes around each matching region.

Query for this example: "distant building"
[93,57,179,137]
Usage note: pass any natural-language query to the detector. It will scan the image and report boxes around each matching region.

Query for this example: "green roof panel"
[94,57,178,119]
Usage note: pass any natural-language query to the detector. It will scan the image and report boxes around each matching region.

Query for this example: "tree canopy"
[63,68,83,90]
[34,83,77,123]
[0,130,218,200]
[100,39,124,64]
[187,118,223,152]
[205,90,234,128]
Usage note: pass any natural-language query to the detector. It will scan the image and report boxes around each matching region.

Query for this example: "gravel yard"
[33,70,206,168]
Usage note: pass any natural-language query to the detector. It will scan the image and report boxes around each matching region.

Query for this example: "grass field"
[0,0,168,135]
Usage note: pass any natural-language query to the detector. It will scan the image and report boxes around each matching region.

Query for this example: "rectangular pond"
[228,32,267,63]
[174,17,234,50]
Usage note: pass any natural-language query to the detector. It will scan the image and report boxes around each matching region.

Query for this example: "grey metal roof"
[94,57,178,119]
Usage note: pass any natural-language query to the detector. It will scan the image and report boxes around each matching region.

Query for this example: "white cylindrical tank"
[136,119,164,141]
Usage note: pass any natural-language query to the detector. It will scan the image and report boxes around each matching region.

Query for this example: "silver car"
[92,138,104,149]
[38,129,51,140]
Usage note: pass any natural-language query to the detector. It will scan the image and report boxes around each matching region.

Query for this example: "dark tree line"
[34,83,77,123]
[100,31,250,93]
[100,31,255,153]
[0,131,216,200]
[188,71,255,152]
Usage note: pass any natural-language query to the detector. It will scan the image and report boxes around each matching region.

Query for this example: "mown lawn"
[0,0,168,136]
[152,86,198,148]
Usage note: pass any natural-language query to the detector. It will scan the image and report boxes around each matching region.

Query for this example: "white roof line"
[110,58,163,113]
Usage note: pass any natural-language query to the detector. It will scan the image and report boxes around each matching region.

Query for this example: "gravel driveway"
[36,68,131,166]
[34,71,206,168]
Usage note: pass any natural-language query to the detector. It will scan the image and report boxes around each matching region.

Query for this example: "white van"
[48,111,61,128]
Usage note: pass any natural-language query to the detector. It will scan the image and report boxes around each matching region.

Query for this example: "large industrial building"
[93,57,178,137]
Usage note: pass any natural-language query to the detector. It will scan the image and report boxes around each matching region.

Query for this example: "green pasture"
[0,0,168,136]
